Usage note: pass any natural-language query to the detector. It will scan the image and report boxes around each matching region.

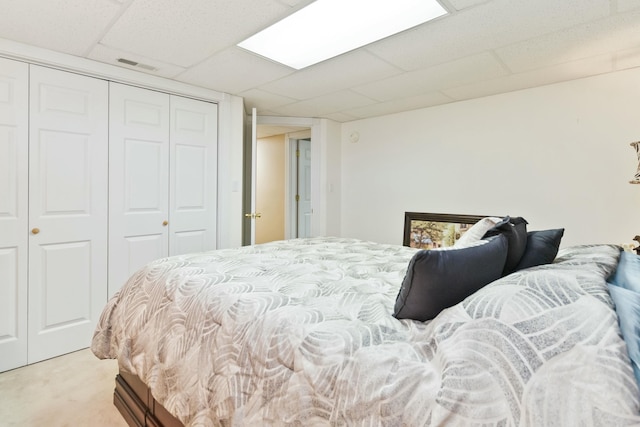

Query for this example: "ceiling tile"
[495,10,640,73]
[271,90,377,117]
[0,0,636,122]
[323,112,360,123]
[274,0,315,7]
[352,52,508,102]
[100,0,290,67]
[365,0,611,72]
[0,0,123,55]
[615,46,640,70]
[618,0,640,12]
[87,43,186,78]
[445,0,490,11]
[259,50,404,100]
[254,109,280,117]
[176,47,294,94]
[442,54,614,101]
[238,88,298,112]
[344,92,455,120]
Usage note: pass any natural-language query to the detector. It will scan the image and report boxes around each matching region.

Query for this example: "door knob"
[162,220,169,226]
[31,228,40,235]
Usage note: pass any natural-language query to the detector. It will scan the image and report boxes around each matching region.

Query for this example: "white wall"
[256,134,285,244]
[217,94,244,249]
[316,118,342,237]
[340,67,640,248]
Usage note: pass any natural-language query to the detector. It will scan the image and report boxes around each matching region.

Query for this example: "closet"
[108,83,218,297]
[0,57,29,372]
[0,61,108,371]
[0,58,218,372]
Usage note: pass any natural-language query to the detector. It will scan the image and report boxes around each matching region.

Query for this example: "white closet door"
[109,83,170,297]
[169,96,218,256]
[28,66,108,363]
[0,58,28,372]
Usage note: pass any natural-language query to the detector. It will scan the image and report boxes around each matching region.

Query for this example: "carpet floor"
[0,348,126,426]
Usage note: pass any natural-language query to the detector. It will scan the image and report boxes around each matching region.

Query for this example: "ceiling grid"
[0,0,638,121]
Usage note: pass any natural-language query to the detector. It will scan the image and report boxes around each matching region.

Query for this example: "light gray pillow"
[454,217,502,248]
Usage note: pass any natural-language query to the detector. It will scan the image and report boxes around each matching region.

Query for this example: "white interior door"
[169,96,217,256]
[28,65,108,363]
[0,58,28,372]
[109,83,170,297]
[297,139,312,238]
[248,108,258,244]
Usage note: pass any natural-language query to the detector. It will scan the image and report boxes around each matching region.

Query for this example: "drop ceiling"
[1,0,639,122]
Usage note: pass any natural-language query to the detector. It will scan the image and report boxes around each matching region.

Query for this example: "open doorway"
[250,123,311,245]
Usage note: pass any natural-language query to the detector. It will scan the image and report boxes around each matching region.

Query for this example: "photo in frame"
[403,212,491,249]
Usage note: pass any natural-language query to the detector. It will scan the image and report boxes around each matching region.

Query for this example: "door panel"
[28,65,108,363]
[125,235,165,274]
[0,248,20,360]
[298,139,312,238]
[39,131,91,214]
[169,95,217,256]
[174,144,206,208]
[0,57,28,372]
[109,83,170,297]
[39,241,92,327]
[124,139,164,214]
[173,230,206,256]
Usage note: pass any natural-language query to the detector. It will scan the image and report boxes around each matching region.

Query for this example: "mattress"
[92,237,640,426]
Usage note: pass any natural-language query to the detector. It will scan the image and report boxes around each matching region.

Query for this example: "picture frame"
[403,212,491,249]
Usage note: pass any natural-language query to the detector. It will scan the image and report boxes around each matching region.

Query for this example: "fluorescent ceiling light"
[238,0,447,70]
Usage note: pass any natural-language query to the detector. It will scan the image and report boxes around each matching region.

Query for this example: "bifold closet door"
[0,58,28,372]
[28,66,108,363]
[169,95,217,256]
[109,83,170,298]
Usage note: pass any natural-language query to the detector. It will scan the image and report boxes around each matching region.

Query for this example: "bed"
[92,232,640,426]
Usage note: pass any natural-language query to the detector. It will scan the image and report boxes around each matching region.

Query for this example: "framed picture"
[403,212,491,249]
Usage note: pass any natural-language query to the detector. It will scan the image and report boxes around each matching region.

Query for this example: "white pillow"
[454,217,502,248]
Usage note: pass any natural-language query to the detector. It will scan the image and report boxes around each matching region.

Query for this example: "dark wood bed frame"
[114,370,184,427]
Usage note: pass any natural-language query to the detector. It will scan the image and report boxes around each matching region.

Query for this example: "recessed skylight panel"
[238,0,447,69]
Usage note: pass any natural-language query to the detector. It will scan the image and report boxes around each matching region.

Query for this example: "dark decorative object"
[515,228,565,271]
[483,216,529,275]
[402,212,490,248]
[634,235,640,255]
[394,235,508,321]
[631,141,640,184]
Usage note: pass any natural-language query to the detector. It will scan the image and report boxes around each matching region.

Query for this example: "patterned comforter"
[91,237,640,426]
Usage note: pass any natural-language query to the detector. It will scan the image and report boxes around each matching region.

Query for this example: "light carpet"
[0,348,126,426]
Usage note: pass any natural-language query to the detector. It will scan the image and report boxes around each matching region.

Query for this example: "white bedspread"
[92,237,640,426]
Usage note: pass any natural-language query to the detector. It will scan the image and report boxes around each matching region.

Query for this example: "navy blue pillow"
[483,216,528,275]
[393,235,508,321]
[515,229,564,271]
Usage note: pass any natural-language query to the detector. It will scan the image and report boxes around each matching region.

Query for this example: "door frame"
[244,115,321,245]
[286,131,311,239]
